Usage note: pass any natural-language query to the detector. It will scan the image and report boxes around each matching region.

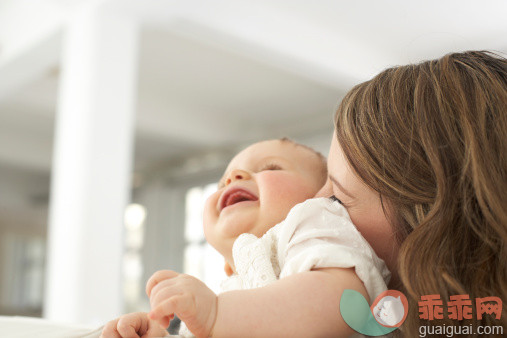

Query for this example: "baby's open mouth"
[220,188,258,211]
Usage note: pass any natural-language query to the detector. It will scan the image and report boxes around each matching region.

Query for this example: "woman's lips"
[219,187,259,212]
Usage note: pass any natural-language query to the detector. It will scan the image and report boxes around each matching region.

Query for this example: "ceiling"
[0,0,506,218]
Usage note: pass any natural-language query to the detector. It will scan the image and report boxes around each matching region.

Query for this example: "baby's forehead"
[230,140,304,163]
[227,139,322,170]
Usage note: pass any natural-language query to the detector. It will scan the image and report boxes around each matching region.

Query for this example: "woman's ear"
[224,262,234,276]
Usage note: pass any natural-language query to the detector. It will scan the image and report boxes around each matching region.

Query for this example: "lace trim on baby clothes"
[232,231,278,289]
[263,225,281,278]
[178,322,194,337]
[220,274,244,292]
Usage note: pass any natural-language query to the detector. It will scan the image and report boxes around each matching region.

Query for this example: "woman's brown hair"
[335,51,506,335]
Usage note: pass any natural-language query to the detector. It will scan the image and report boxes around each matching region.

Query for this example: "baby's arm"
[213,267,366,337]
[148,267,368,337]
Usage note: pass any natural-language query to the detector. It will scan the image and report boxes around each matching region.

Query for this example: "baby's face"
[203,140,325,264]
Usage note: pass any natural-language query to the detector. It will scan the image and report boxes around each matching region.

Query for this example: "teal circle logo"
[340,289,409,336]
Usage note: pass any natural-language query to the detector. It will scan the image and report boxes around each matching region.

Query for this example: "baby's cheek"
[263,173,316,206]
[202,193,219,229]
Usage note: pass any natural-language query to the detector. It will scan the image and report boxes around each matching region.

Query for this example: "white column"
[44,2,138,326]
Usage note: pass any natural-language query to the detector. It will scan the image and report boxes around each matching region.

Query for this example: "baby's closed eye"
[260,163,282,171]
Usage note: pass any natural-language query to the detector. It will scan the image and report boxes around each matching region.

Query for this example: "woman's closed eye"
[329,195,343,205]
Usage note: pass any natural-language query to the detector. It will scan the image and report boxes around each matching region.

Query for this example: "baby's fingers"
[149,295,188,325]
[146,270,180,297]
[116,312,147,338]
[142,317,172,338]
[100,318,122,338]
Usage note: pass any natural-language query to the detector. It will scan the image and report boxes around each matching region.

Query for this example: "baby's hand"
[100,312,168,338]
[146,270,217,338]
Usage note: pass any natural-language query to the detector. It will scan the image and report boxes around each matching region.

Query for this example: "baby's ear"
[224,262,234,276]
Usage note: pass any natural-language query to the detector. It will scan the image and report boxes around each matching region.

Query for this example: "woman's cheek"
[348,204,391,246]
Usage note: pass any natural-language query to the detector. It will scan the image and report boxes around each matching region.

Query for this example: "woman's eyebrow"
[329,174,355,199]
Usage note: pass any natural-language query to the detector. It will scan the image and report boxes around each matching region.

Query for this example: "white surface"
[0,316,180,337]
[0,316,101,338]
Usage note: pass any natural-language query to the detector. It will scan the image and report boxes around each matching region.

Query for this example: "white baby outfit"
[180,197,390,336]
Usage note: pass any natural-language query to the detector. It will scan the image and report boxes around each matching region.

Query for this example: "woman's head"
[318,132,397,280]
[329,51,506,332]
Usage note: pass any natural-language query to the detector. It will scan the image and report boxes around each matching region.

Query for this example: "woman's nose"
[314,178,332,198]
[225,169,251,186]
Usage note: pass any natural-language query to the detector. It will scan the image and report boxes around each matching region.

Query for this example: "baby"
[101,138,390,337]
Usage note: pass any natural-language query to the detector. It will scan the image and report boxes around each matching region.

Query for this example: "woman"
[318,50,506,335]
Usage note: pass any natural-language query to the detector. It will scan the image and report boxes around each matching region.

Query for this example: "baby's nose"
[225,169,251,185]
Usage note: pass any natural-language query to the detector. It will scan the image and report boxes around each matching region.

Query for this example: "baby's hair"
[278,137,328,185]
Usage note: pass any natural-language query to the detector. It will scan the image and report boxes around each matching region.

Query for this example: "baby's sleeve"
[277,198,391,302]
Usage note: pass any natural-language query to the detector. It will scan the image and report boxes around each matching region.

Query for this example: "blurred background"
[0,0,505,327]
